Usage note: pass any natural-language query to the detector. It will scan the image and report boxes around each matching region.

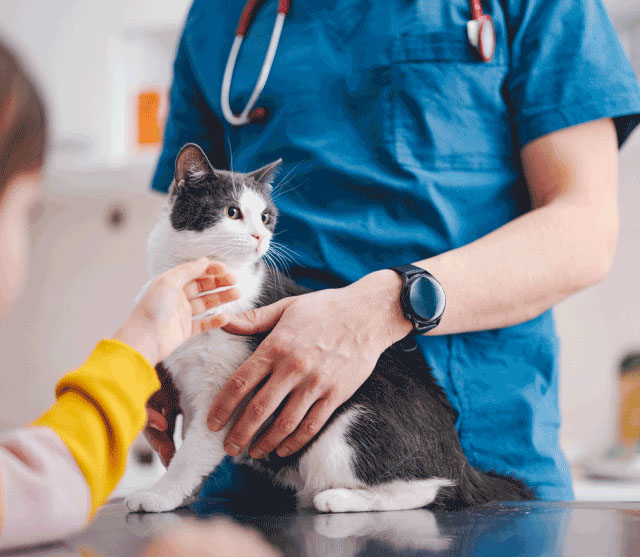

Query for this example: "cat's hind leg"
[297,405,454,513]
[313,478,453,513]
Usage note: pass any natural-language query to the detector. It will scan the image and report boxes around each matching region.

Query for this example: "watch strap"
[390,264,444,351]
[391,264,426,279]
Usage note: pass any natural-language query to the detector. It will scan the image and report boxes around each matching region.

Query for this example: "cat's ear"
[246,159,283,188]
[174,143,214,186]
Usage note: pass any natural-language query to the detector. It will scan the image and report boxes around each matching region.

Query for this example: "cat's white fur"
[125,185,450,514]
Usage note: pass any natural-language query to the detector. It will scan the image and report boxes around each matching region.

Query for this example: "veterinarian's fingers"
[189,287,240,315]
[146,406,168,432]
[223,371,299,456]
[249,388,319,459]
[207,345,274,431]
[143,427,176,467]
[184,271,237,298]
[223,297,295,335]
[192,313,230,334]
[276,398,336,457]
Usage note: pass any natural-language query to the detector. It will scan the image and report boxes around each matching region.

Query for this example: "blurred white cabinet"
[0,167,165,430]
[0,0,192,172]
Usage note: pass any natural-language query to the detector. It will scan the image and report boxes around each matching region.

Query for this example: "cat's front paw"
[125,489,183,513]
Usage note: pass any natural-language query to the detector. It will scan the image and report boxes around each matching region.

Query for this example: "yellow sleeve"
[32,339,160,514]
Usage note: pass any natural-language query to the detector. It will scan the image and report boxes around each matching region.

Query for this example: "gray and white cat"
[125,143,532,514]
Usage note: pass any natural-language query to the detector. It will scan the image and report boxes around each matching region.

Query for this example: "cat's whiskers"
[270,160,304,195]
[226,137,241,197]
[262,252,285,293]
[268,252,290,277]
[262,250,289,294]
[269,178,308,202]
[269,252,292,277]
[269,241,302,267]
[272,170,304,194]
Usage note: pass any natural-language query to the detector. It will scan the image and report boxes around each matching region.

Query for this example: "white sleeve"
[0,426,91,551]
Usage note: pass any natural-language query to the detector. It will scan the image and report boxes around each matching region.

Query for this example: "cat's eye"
[261,211,272,225]
[225,206,243,220]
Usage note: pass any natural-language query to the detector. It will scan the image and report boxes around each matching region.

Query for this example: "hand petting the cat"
[207,269,412,459]
[114,257,239,367]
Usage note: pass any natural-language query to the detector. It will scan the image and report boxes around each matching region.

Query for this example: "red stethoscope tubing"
[469,0,485,20]
[236,0,291,37]
[222,0,495,126]
[221,0,292,125]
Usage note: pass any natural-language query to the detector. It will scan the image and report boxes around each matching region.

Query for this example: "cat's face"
[167,143,280,266]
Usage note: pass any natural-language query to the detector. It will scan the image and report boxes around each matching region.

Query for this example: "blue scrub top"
[152,0,640,500]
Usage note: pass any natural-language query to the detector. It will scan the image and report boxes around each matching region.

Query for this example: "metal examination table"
[8,498,640,556]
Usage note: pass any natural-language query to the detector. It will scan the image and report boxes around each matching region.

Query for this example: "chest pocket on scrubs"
[389,23,513,171]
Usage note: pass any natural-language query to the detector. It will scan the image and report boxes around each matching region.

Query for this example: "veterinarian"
[148,0,640,501]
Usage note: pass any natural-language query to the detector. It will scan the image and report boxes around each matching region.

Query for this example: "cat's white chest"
[165,329,253,406]
[158,258,263,396]
[162,268,262,415]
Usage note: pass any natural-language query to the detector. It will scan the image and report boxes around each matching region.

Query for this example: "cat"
[124,143,532,514]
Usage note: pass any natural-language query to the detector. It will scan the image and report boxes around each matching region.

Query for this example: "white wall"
[556,130,640,459]
[0,169,165,430]
[0,0,189,164]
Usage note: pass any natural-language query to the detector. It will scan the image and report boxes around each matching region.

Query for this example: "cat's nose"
[251,233,263,246]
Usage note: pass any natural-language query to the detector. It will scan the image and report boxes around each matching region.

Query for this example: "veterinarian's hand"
[114,257,240,366]
[144,364,181,467]
[207,269,412,458]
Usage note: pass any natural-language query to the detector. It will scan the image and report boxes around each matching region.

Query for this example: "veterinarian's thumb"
[224,297,295,335]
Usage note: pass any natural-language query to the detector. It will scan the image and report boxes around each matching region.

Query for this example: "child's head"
[0,40,47,313]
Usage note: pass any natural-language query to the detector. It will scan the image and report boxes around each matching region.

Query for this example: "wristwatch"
[390,264,446,351]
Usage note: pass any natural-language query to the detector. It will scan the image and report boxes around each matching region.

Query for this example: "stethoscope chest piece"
[466,1,496,63]
[467,15,496,62]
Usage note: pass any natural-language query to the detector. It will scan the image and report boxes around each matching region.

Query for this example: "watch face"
[408,275,446,322]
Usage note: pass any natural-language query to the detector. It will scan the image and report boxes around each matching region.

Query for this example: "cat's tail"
[435,468,534,510]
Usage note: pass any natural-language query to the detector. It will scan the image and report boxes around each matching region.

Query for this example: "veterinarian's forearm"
[367,202,615,338]
[367,118,619,338]
[419,199,616,335]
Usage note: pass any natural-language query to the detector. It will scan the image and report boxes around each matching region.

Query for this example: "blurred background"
[0,0,639,501]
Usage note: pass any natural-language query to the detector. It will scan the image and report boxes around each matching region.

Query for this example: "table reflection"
[50,500,640,557]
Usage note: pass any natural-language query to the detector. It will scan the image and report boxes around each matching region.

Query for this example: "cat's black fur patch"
[247,263,533,506]
[343,347,533,509]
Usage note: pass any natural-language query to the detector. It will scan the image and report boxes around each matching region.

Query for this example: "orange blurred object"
[137,90,163,145]
[619,354,640,448]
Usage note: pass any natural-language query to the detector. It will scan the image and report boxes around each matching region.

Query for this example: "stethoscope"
[221,0,496,127]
